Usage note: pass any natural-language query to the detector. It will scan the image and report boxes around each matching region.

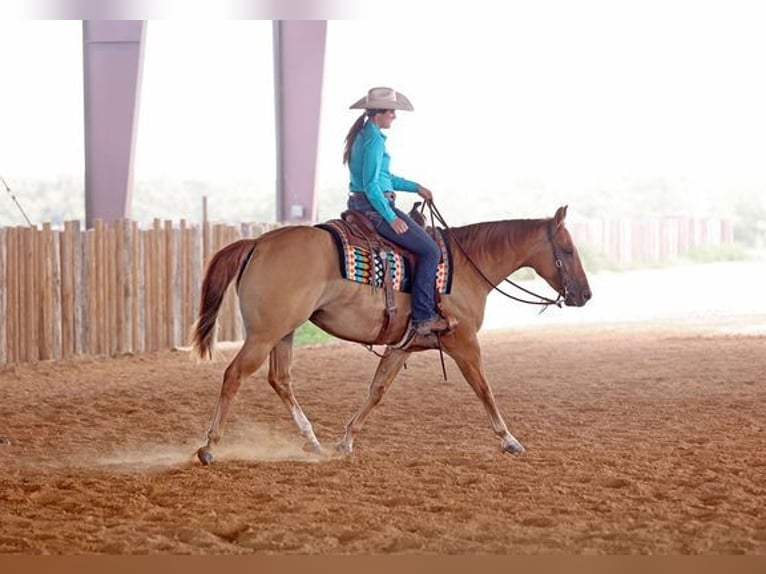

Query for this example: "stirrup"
[414,317,452,336]
[391,325,436,351]
[392,316,457,351]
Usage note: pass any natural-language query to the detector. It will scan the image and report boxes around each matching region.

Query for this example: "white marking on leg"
[291,405,320,448]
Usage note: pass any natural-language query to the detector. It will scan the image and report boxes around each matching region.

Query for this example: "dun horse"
[192,205,591,464]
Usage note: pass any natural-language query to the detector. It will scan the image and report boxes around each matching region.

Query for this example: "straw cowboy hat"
[349,86,414,111]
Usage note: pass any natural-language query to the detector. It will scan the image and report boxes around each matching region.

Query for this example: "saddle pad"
[317,220,453,294]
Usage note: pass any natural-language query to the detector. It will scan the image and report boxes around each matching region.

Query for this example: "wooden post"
[39,224,54,361]
[118,218,133,354]
[155,218,164,351]
[15,227,26,362]
[128,220,138,353]
[172,221,183,347]
[0,228,6,365]
[19,226,31,361]
[164,220,175,348]
[150,219,163,351]
[84,230,97,355]
[30,227,41,361]
[179,220,190,346]
[72,220,83,356]
[202,196,211,268]
[51,231,62,360]
[135,225,145,353]
[114,220,126,354]
[60,222,74,359]
[7,228,18,363]
[226,226,242,341]
[190,224,202,331]
[93,219,106,355]
[212,225,226,341]
[107,223,117,356]
[202,195,208,257]
[142,226,152,352]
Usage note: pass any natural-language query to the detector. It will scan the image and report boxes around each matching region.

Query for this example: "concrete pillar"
[273,21,327,223]
[83,20,145,227]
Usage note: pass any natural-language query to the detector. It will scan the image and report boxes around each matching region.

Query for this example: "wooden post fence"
[0,219,279,366]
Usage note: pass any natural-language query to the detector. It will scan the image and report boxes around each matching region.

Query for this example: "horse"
[191,205,591,465]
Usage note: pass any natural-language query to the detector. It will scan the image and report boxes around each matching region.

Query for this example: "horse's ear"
[554,205,568,227]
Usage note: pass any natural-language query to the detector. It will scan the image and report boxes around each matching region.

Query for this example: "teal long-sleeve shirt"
[348,121,419,222]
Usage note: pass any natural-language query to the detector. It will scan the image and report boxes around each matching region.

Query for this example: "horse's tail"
[191,238,256,360]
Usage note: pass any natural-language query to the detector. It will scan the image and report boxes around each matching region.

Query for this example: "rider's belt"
[350,191,396,200]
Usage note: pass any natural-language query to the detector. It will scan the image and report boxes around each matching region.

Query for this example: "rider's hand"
[417,185,433,203]
[390,217,409,235]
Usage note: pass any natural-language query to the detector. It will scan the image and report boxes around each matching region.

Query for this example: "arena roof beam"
[83,20,146,228]
[273,20,327,223]
[82,21,326,227]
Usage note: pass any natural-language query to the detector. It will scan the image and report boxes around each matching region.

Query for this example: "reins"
[363,200,566,382]
[423,200,564,312]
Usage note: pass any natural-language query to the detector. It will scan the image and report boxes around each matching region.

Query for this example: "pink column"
[83,20,145,227]
[273,21,327,222]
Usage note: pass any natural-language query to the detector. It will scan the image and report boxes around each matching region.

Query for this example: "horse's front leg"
[268,332,322,454]
[445,336,525,454]
[337,347,410,455]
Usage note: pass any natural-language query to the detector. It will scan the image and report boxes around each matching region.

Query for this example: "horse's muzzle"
[565,286,592,307]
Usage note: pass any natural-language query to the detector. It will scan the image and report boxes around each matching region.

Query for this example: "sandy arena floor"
[1,310,764,554]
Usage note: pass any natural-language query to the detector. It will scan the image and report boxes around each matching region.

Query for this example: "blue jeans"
[347,193,442,323]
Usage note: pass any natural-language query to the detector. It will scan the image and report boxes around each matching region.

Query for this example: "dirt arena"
[1,309,764,555]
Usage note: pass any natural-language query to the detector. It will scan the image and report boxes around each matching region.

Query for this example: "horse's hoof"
[0,437,11,446]
[502,438,526,455]
[197,447,214,466]
[335,442,353,456]
[303,441,323,455]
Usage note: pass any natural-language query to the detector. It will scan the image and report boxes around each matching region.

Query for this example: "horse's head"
[535,206,592,307]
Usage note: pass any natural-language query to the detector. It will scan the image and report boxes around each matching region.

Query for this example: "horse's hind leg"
[196,338,271,465]
[337,348,410,455]
[267,332,322,454]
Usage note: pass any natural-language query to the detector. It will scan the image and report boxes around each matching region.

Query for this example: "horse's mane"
[447,218,547,260]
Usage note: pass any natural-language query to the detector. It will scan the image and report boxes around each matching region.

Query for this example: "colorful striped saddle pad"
[317,219,453,294]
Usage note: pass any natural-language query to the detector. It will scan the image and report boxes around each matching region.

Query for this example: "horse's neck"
[452,219,546,286]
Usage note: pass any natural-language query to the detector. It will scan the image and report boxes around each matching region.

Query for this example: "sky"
[1,1,766,223]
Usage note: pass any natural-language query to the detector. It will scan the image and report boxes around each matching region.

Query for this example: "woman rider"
[343,86,452,337]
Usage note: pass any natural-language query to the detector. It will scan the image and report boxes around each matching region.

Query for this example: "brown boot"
[414,315,453,336]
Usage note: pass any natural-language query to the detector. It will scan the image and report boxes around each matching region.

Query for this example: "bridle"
[425,201,569,312]
[545,217,573,307]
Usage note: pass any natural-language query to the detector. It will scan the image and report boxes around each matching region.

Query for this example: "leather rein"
[423,201,568,312]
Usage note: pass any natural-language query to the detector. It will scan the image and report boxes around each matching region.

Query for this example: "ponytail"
[342,112,368,165]
[343,109,388,165]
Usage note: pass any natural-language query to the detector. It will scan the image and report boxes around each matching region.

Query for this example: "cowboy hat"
[349,86,414,111]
